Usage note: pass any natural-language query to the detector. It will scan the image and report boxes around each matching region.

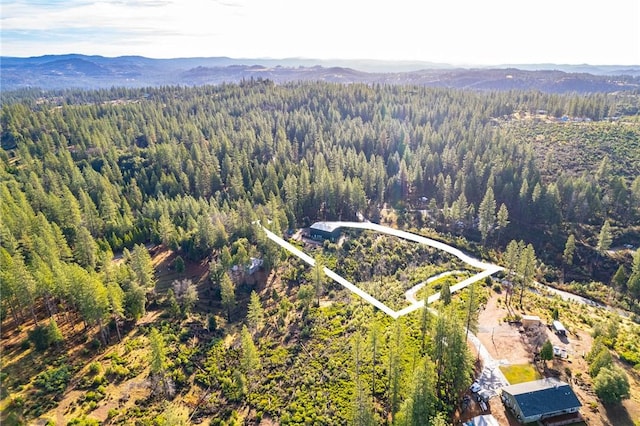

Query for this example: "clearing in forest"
[262,221,502,318]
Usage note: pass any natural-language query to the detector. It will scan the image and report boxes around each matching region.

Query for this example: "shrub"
[34,365,71,395]
[88,362,101,375]
[88,339,101,351]
[594,366,630,404]
[28,325,51,352]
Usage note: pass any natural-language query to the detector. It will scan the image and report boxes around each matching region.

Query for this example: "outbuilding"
[501,377,582,424]
[553,320,567,336]
[522,315,541,328]
[309,222,342,242]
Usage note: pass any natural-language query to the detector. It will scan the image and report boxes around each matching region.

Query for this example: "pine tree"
[597,220,613,254]
[496,203,509,244]
[627,249,640,299]
[352,331,376,426]
[540,340,553,365]
[220,272,236,320]
[395,355,437,426]
[518,244,536,309]
[246,290,264,334]
[312,256,325,306]
[478,187,496,245]
[612,265,628,291]
[149,327,173,397]
[47,318,64,347]
[240,325,261,382]
[563,234,576,275]
[440,282,451,306]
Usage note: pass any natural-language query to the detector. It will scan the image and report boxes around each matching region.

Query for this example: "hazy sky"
[2,0,639,65]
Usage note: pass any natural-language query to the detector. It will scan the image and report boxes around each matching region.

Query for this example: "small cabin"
[522,315,541,329]
[553,320,567,336]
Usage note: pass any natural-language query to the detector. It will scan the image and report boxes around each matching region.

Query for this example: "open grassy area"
[500,364,541,385]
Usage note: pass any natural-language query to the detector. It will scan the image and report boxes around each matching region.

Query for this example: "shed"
[552,320,567,336]
[522,315,541,328]
[501,377,581,424]
[309,222,342,242]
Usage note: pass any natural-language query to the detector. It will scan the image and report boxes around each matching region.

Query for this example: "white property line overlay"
[260,222,503,319]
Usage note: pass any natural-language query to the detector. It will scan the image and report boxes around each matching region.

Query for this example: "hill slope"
[2,55,639,92]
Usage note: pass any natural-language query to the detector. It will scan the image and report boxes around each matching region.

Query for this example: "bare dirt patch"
[476,294,531,364]
[477,289,640,426]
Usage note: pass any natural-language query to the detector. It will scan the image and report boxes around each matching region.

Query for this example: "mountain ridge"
[2,54,639,92]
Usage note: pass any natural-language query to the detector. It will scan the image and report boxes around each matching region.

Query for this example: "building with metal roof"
[309,222,342,242]
[552,320,567,336]
[501,377,581,424]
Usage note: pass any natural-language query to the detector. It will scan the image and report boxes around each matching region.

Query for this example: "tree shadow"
[603,403,635,426]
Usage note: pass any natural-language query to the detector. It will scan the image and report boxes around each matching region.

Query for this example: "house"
[553,320,567,336]
[309,222,342,242]
[501,377,582,424]
[521,315,541,328]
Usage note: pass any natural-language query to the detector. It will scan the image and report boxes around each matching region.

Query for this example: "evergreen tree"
[627,249,640,300]
[220,272,236,320]
[130,243,156,288]
[395,355,437,426]
[246,290,264,334]
[149,327,173,398]
[597,220,613,254]
[517,243,536,309]
[240,325,261,382]
[478,187,496,245]
[312,256,325,306]
[496,203,509,244]
[440,282,451,306]
[540,340,553,364]
[562,234,576,282]
[611,265,628,291]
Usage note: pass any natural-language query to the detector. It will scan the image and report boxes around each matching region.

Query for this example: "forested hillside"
[1,82,639,424]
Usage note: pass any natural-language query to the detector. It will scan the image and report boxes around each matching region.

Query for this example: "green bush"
[619,350,640,366]
[33,365,71,395]
[88,362,101,375]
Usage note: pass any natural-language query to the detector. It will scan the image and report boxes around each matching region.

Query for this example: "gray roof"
[502,378,581,418]
[553,320,566,332]
[310,222,341,233]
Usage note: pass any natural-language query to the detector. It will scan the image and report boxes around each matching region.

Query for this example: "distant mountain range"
[1,54,639,92]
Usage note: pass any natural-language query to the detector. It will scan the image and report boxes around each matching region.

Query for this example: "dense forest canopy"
[1,82,639,424]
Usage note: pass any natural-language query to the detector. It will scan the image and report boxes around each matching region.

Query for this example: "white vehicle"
[470,381,481,393]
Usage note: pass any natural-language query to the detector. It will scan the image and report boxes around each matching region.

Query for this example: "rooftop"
[310,222,342,233]
[552,320,566,332]
[502,378,581,418]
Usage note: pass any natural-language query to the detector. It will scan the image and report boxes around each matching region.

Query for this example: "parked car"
[470,381,481,393]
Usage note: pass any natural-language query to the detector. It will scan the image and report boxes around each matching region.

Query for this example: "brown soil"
[468,289,640,426]
[476,293,531,364]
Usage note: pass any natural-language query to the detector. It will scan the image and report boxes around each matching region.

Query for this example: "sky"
[1,0,639,65]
